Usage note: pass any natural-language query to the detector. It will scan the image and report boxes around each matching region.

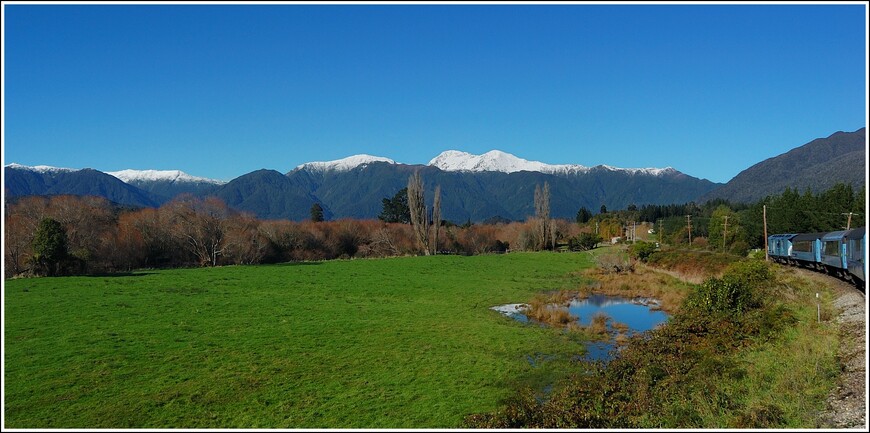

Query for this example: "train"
[767,227,866,291]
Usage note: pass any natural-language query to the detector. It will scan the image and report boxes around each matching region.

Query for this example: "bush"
[685,260,770,314]
[32,218,69,276]
[723,260,772,288]
[568,232,602,251]
[628,241,657,262]
[687,277,756,314]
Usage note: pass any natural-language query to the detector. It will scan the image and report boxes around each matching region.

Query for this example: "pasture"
[4,252,594,428]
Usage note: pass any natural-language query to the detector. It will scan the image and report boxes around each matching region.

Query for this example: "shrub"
[628,241,657,262]
[32,218,69,276]
[685,260,770,314]
[723,260,772,288]
[687,277,757,314]
[569,232,603,251]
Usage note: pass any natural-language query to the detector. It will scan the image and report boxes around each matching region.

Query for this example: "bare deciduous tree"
[431,185,441,255]
[169,195,231,266]
[534,182,553,250]
[407,171,430,255]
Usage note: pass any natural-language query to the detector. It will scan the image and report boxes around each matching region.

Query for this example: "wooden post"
[658,219,663,245]
[763,205,769,261]
[686,215,692,246]
[632,221,636,243]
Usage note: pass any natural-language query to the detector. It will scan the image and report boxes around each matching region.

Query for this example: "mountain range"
[4,151,718,221]
[5,128,866,221]
[700,127,866,203]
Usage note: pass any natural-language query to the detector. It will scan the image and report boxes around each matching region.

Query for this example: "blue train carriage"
[767,233,797,263]
[843,227,865,287]
[820,230,853,280]
[789,232,825,270]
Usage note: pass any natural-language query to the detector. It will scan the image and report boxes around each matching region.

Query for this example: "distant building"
[611,236,622,244]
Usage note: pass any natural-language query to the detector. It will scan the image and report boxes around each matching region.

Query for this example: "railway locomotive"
[767,227,866,290]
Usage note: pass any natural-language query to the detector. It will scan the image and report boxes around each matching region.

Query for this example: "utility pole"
[658,219,664,245]
[722,215,729,251]
[763,205,769,261]
[842,212,853,230]
[686,215,692,246]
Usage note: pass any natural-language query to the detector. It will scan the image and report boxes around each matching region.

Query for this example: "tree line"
[575,183,865,254]
[5,179,864,278]
[4,189,583,278]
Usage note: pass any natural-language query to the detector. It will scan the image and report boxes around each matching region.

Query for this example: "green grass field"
[4,253,595,428]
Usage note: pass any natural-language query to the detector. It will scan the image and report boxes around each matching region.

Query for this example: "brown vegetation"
[587,312,610,335]
[525,290,582,326]
[4,194,584,278]
[584,261,692,314]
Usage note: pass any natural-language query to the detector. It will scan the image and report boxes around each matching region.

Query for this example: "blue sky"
[3,3,867,183]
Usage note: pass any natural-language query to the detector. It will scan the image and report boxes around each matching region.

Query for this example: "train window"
[793,241,813,252]
[850,240,863,261]
[823,241,840,256]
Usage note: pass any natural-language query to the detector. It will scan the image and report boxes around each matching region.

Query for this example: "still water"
[492,294,670,362]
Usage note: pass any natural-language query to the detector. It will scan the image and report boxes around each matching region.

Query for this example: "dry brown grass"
[595,253,635,274]
[614,332,631,345]
[525,290,582,326]
[526,304,577,325]
[588,312,610,335]
[582,263,692,314]
[612,321,629,334]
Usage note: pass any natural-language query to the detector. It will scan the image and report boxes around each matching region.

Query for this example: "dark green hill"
[4,166,158,208]
[288,163,719,223]
[208,169,328,221]
[123,179,221,204]
[701,127,866,204]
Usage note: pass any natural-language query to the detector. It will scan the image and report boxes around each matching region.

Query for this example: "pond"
[492,294,670,362]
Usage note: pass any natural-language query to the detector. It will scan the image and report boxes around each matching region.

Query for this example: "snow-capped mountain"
[4,163,159,207]
[295,154,395,173]
[428,150,675,176]
[291,149,675,177]
[4,162,77,174]
[5,149,713,221]
[107,169,226,185]
[428,150,573,174]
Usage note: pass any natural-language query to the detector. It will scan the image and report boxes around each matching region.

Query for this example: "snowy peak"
[296,154,395,172]
[428,150,565,173]
[428,150,587,174]
[5,162,77,174]
[428,150,674,176]
[106,169,226,185]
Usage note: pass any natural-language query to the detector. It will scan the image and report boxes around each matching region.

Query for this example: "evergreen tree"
[310,203,325,222]
[378,187,411,224]
[707,205,740,251]
[576,207,592,224]
[32,217,68,276]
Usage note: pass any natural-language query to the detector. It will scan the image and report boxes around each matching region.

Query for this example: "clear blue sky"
[3,3,867,183]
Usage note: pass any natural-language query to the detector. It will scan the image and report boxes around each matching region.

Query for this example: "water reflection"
[492,294,670,362]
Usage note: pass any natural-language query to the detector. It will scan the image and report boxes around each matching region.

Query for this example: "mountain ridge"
[700,127,866,203]
[9,128,862,222]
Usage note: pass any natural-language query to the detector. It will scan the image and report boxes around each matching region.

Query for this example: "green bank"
[4,253,592,428]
